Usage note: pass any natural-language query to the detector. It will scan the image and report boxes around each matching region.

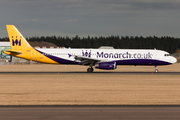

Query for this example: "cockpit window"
[164,54,170,56]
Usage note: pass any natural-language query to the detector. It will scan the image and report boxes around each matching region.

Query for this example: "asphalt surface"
[0,105,180,120]
[0,71,180,75]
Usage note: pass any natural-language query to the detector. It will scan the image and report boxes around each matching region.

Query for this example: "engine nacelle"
[95,62,117,70]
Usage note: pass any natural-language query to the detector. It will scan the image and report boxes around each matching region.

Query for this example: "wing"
[74,55,101,66]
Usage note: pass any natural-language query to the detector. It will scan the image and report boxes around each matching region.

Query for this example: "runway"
[0,105,180,120]
[0,71,180,75]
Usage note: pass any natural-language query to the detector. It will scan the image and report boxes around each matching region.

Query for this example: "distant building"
[0,42,11,55]
[98,46,114,49]
[0,42,11,64]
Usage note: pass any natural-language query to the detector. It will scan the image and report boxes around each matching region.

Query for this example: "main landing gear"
[155,65,159,73]
[87,67,94,73]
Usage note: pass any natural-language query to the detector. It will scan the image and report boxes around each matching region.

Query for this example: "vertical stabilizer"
[6,25,32,50]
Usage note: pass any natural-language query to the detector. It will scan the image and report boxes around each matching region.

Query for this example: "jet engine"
[95,62,117,70]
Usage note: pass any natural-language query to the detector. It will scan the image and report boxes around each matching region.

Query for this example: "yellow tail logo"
[6,25,32,50]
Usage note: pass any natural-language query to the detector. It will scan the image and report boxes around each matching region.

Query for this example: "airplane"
[3,25,177,72]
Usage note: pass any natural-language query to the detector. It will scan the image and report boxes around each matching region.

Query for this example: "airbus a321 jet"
[4,25,177,72]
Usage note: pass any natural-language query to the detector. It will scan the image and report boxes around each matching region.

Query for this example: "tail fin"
[6,25,32,50]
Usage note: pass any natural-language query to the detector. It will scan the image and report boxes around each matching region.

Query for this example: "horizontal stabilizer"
[4,50,22,55]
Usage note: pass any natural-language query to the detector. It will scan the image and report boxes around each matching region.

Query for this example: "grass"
[0,64,180,105]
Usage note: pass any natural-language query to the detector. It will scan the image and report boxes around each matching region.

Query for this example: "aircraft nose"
[171,57,177,63]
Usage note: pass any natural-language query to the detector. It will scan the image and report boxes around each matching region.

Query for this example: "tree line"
[1,35,180,53]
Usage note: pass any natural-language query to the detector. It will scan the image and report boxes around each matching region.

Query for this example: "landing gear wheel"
[87,67,93,73]
[155,65,158,73]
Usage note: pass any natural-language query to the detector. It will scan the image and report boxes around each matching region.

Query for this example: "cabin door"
[31,50,36,61]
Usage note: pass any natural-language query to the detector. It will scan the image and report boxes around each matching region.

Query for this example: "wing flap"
[74,55,101,65]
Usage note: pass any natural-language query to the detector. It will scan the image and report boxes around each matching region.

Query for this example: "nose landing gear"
[155,65,159,73]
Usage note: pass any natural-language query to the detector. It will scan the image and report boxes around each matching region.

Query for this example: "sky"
[0,0,180,38]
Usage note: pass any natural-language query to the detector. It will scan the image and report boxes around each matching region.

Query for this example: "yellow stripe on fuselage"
[4,48,59,64]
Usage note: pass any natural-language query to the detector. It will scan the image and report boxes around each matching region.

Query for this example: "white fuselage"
[35,48,177,65]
